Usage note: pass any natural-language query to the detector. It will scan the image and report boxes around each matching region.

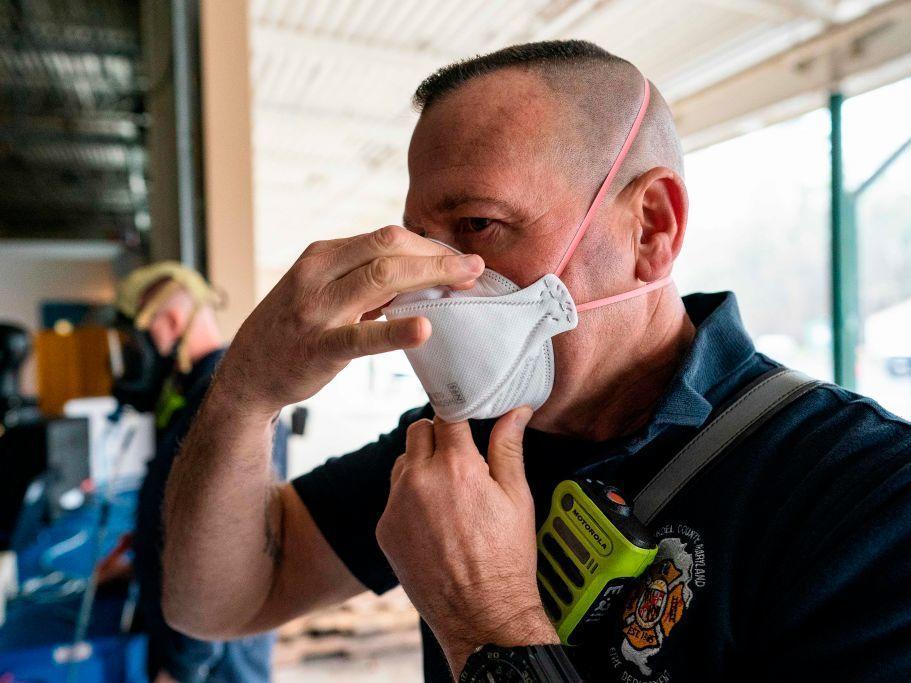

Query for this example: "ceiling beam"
[0,180,144,215]
[253,104,414,137]
[252,24,454,71]
[0,106,146,125]
[675,0,911,150]
[0,84,144,115]
[775,0,842,22]
[0,239,123,259]
[0,165,139,190]
[0,30,140,58]
[529,0,639,40]
[693,0,832,21]
[0,126,141,147]
[0,143,146,171]
[477,0,600,48]
[0,210,134,240]
[0,112,144,142]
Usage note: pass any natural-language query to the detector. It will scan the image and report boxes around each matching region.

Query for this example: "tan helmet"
[116,261,222,372]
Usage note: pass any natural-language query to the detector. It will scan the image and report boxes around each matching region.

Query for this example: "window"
[676,110,833,380]
[287,353,426,477]
[844,77,911,420]
[678,76,911,420]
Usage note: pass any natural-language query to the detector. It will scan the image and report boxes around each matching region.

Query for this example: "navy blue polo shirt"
[293,292,911,682]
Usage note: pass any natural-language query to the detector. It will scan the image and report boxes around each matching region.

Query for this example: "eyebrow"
[402,192,527,231]
[436,193,519,215]
[401,193,523,228]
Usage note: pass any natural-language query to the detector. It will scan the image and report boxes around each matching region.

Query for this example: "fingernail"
[513,406,533,429]
[395,317,429,346]
[459,254,484,272]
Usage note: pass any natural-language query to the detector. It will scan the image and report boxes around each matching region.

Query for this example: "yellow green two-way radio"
[536,369,821,647]
[536,478,657,645]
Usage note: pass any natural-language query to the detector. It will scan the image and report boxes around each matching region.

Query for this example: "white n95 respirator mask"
[383,72,671,422]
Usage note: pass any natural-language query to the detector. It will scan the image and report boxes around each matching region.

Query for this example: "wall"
[0,241,117,394]
[200,0,257,337]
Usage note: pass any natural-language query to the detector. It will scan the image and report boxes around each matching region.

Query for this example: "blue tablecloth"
[0,487,148,682]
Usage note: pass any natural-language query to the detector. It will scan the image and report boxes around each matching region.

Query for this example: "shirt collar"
[180,347,225,396]
[464,292,756,459]
[621,291,755,450]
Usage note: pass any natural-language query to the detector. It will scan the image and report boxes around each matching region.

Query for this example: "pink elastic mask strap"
[554,73,651,279]
[575,276,673,312]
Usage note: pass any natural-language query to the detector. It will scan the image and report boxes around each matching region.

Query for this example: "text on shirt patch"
[608,523,706,682]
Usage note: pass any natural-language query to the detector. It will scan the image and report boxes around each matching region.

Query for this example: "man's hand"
[376,408,559,677]
[162,226,483,639]
[216,226,484,416]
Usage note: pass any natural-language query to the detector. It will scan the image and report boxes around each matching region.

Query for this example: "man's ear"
[159,306,186,354]
[626,167,688,282]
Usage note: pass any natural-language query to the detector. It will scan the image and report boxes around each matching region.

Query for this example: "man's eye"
[462,217,493,232]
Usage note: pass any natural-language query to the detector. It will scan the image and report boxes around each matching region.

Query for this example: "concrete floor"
[275,652,423,682]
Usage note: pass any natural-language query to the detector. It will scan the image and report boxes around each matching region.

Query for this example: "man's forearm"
[162,371,282,639]
[159,227,484,638]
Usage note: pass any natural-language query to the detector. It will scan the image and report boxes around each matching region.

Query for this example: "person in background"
[115,262,287,683]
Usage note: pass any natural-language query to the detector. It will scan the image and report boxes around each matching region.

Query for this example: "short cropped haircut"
[412,40,684,194]
[413,40,624,112]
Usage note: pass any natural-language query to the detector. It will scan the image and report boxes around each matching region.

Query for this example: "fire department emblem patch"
[620,536,695,676]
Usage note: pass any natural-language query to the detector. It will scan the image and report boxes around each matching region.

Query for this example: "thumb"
[488,406,533,496]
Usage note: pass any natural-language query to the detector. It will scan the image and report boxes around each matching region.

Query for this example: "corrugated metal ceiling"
[0,0,146,243]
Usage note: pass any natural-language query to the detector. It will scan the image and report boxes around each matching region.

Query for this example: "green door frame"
[829,90,911,390]
[828,92,858,389]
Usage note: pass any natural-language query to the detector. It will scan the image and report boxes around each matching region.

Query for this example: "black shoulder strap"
[633,367,820,525]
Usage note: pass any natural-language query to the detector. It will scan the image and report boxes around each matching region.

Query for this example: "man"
[162,42,911,682]
[115,262,286,683]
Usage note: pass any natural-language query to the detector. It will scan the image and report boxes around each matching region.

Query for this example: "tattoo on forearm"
[263,492,284,566]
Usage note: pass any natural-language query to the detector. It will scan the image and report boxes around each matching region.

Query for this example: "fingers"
[405,419,434,462]
[300,227,485,324]
[329,252,484,316]
[301,236,352,258]
[390,454,406,487]
[487,407,533,497]
[392,419,433,487]
[319,317,431,363]
[320,226,455,279]
[432,416,476,454]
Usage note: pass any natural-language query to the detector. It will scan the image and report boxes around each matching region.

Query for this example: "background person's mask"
[383,73,671,422]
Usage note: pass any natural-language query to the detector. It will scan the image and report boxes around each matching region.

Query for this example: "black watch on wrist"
[459,644,583,682]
